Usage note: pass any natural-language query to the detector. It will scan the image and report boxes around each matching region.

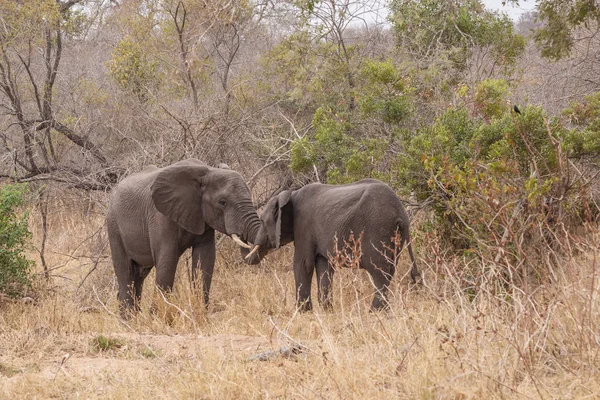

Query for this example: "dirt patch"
[115,332,279,359]
[0,333,287,393]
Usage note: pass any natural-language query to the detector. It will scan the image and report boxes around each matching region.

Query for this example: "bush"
[0,184,34,297]
[392,81,598,292]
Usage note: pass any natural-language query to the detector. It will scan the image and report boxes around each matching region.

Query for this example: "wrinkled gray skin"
[107,159,264,316]
[241,179,420,311]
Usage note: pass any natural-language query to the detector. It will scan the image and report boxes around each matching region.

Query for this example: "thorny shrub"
[400,79,600,296]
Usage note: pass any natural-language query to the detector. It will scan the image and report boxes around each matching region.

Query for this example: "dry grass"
[0,200,599,399]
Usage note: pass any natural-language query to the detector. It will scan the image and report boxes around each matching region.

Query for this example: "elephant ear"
[151,161,209,235]
[275,190,292,249]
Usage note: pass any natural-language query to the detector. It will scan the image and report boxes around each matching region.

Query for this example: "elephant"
[240,179,420,311]
[106,159,264,315]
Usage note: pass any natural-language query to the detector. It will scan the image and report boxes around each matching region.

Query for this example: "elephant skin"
[106,159,263,316]
[241,179,420,311]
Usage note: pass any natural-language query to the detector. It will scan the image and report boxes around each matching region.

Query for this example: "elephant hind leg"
[115,261,150,317]
[406,240,421,284]
[399,224,420,284]
[133,262,152,308]
[370,270,392,311]
[366,254,395,311]
[109,234,137,317]
[315,255,334,311]
[115,264,136,317]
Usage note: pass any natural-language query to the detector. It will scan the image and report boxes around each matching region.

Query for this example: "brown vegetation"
[1,1,600,398]
[0,195,598,398]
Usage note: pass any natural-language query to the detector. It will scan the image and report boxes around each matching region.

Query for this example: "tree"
[390,0,525,77]
[0,0,121,190]
[506,0,600,60]
[102,0,265,166]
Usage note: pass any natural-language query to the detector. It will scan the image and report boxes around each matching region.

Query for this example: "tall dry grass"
[0,195,598,399]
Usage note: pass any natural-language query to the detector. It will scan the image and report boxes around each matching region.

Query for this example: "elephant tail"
[398,221,420,284]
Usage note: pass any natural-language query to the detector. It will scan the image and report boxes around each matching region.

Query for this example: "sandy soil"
[0,332,290,392]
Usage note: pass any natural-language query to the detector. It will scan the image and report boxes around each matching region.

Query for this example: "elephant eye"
[218,199,227,207]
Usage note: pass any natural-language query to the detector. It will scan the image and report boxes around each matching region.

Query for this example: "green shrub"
[290,107,390,184]
[0,183,33,297]
[91,335,124,353]
[359,59,413,125]
[562,91,600,157]
[392,82,597,290]
[474,79,510,119]
[106,35,161,101]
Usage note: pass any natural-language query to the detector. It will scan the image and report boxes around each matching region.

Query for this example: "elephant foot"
[370,296,391,312]
[296,299,313,312]
[410,269,422,284]
[118,304,138,320]
[117,294,140,320]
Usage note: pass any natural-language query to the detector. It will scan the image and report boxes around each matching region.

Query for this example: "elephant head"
[240,190,294,264]
[151,160,264,248]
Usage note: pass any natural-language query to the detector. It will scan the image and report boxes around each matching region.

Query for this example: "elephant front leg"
[294,254,315,312]
[193,230,216,308]
[316,255,334,311]
[155,251,179,293]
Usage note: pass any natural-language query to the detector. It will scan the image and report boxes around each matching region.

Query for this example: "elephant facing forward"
[107,159,263,315]
[241,179,420,311]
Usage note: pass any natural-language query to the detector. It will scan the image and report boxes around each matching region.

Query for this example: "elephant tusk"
[231,234,252,249]
[245,244,260,259]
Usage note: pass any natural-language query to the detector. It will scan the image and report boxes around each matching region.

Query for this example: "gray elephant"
[241,179,420,311]
[106,159,263,315]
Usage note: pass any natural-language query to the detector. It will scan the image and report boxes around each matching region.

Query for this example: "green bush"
[562,91,600,157]
[106,35,161,101]
[290,107,390,184]
[392,80,597,287]
[0,184,33,297]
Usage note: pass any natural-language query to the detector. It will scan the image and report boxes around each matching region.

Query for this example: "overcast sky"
[482,0,536,20]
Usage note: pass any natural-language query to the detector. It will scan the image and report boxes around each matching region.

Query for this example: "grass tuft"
[91,335,124,353]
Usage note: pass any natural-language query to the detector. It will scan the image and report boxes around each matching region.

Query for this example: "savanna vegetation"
[0,0,599,398]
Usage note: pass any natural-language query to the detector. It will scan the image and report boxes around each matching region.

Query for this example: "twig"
[265,314,315,355]
[246,344,304,362]
[76,240,109,292]
[155,287,198,331]
[494,200,524,264]
[52,352,72,381]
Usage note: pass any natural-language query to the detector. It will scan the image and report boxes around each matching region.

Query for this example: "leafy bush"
[388,79,600,292]
[562,91,600,157]
[358,59,413,125]
[0,184,34,297]
[390,0,525,73]
[290,107,390,184]
[106,35,161,101]
[289,59,414,185]
[474,79,510,119]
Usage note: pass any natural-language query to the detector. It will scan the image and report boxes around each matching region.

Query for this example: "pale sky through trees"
[482,0,535,20]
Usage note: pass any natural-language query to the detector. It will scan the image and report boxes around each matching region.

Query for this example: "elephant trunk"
[234,200,262,246]
[239,237,269,265]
